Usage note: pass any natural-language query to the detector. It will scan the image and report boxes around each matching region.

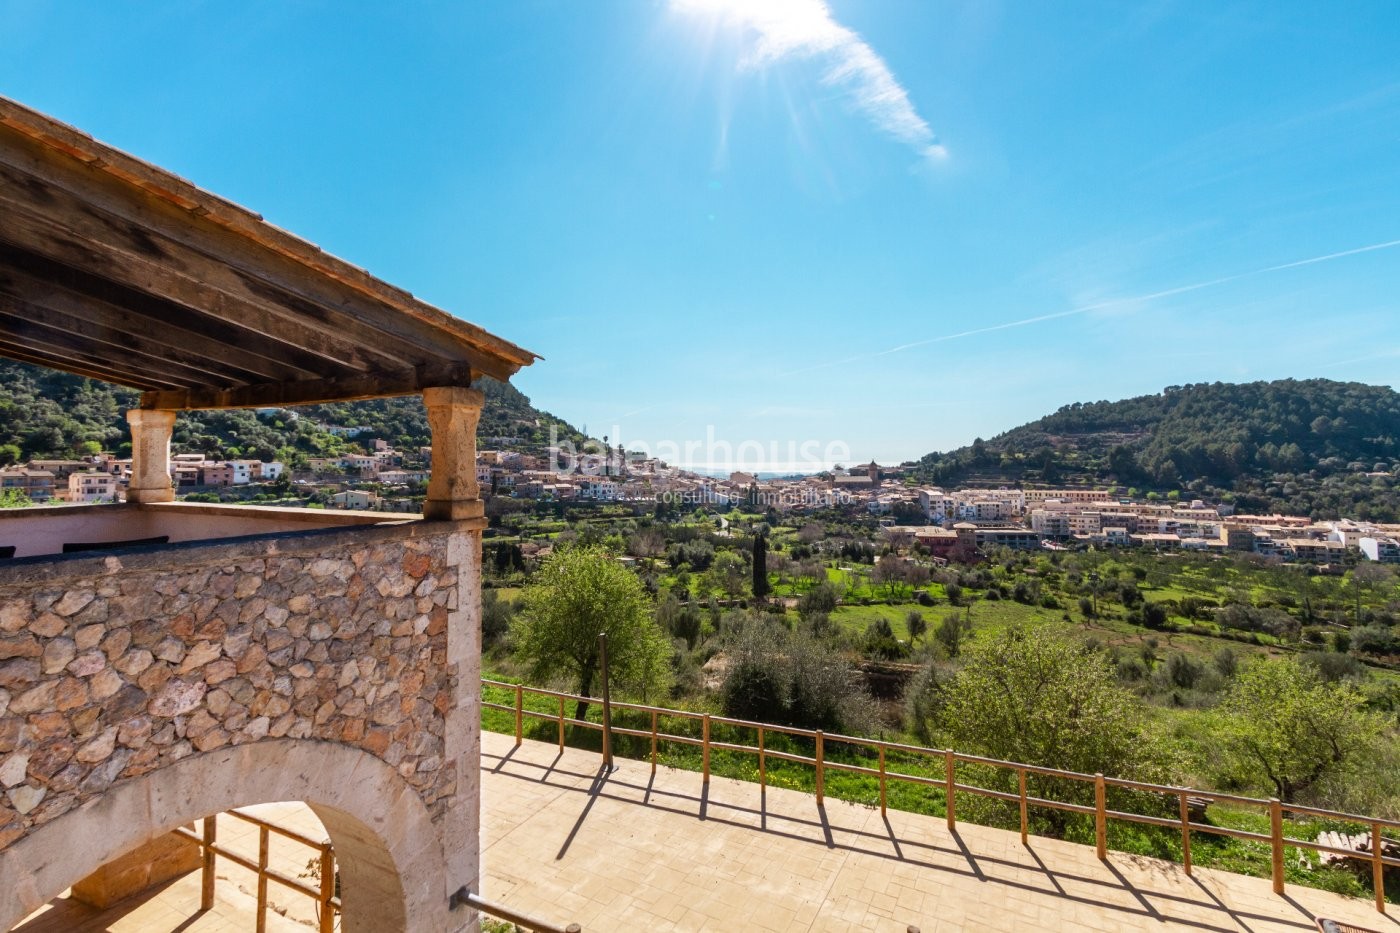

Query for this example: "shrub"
[797,581,839,620]
[864,618,908,661]
[1165,653,1203,690]
[720,619,873,733]
[1301,651,1367,683]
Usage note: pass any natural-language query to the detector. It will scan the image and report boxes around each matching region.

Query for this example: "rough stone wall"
[0,524,463,852]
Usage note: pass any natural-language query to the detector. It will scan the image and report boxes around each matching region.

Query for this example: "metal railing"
[459,889,581,932]
[173,808,338,932]
[484,678,1400,913]
[177,810,581,932]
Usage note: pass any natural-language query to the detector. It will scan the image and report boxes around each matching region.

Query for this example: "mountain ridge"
[0,361,587,467]
[912,378,1400,521]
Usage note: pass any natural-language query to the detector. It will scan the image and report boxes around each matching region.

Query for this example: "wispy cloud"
[673,0,945,163]
[782,238,1400,376]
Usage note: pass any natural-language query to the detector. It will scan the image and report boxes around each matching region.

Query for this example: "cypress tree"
[752,533,770,599]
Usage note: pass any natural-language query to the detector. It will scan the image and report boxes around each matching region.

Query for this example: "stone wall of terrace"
[0,501,398,560]
[0,519,472,852]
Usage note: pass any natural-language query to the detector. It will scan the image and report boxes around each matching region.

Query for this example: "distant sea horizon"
[685,467,821,480]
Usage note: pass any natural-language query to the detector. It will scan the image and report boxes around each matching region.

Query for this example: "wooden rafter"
[0,95,538,408]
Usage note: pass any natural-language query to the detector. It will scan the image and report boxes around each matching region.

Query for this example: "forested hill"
[0,361,588,467]
[913,379,1400,521]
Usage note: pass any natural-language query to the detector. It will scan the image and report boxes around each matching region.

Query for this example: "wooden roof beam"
[139,361,476,411]
[0,242,357,382]
[0,97,538,372]
[0,248,315,383]
[0,191,419,376]
[0,293,272,388]
[0,154,522,381]
[0,337,178,390]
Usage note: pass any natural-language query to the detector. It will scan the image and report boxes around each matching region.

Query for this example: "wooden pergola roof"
[0,96,538,410]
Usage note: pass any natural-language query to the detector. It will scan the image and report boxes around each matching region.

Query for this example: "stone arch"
[0,738,455,932]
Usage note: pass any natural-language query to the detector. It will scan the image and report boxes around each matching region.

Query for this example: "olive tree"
[515,546,670,718]
[1215,658,1382,804]
[939,624,1155,829]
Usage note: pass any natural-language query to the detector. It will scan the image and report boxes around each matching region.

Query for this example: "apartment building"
[1359,537,1400,563]
[973,527,1042,551]
[200,463,236,486]
[1029,509,1071,538]
[0,468,56,500]
[66,471,116,503]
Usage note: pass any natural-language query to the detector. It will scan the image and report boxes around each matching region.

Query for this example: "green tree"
[940,625,1151,780]
[864,618,907,660]
[905,610,928,646]
[934,612,970,659]
[721,618,873,732]
[656,594,702,650]
[708,550,747,598]
[0,443,20,466]
[752,533,770,600]
[481,589,515,645]
[0,488,32,509]
[515,546,670,718]
[797,581,839,621]
[1215,658,1381,803]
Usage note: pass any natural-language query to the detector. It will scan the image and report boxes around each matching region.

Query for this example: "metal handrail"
[458,889,581,932]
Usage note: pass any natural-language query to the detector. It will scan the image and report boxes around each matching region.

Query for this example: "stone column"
[422,386,484,521]
[423,385,487,930]
[125,409,176,504]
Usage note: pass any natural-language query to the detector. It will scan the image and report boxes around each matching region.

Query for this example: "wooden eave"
[0,96,539,409]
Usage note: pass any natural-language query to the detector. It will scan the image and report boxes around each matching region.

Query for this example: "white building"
[1360,537,1400,563]
[67,471,116,502]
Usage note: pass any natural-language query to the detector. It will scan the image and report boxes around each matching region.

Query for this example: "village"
[6,432,1398,566]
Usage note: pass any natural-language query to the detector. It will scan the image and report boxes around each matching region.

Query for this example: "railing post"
[879,746,887,817]
[1269,798,1285,895]
[557,695,565,751]
[514,683,524,745]
[1373,820,1386,913]
[758,726,766,792]
[257,825,269,933]
[702,714,711,785]
[650,709,658,774]
[201,813,216,911]
[599,633,613,768]
[319,843,335,933]
[945,750,955,830]
[1018,768,1028,845]
[815,732,825,806]
[1094,773,1107,860]
[1173,791,1191,875]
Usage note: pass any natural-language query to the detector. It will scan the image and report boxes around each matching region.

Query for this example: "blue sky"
[3,1,1398,469]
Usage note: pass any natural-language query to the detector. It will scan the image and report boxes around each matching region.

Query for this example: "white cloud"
[780,237,1400,377]
[673,0,945,162]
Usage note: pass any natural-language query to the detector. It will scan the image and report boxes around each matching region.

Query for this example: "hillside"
[913,379,1400,521]
[0,361,587,467]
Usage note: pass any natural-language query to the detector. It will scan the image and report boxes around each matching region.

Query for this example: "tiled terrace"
[12,731,1394,931]
[480,731,1393,932]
